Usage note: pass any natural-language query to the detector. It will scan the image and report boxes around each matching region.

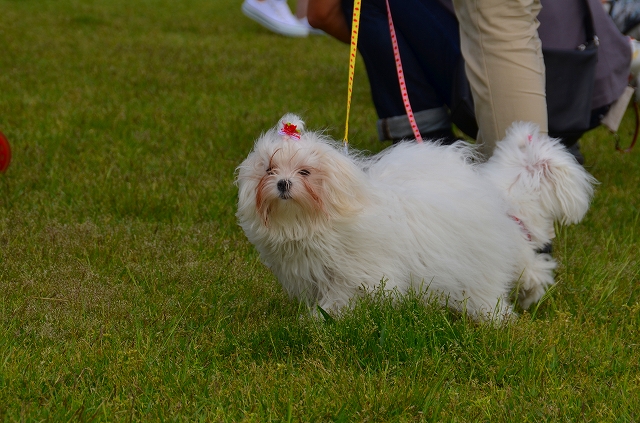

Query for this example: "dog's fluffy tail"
[488,122,597,227]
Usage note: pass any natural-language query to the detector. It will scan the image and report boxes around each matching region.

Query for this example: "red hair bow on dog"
[278,123,301,140]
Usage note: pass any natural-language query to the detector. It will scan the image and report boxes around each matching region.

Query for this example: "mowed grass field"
[1,0,639,421]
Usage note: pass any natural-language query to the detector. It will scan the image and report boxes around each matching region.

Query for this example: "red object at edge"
[0,131,11,172]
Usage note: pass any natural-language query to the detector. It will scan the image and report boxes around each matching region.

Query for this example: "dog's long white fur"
[236,114,596,321]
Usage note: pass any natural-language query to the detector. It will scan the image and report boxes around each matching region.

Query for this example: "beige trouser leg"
[452,0,547,158]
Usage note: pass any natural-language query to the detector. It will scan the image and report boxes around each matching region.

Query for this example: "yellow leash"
[343,0,422,150]
[343,0,362,152]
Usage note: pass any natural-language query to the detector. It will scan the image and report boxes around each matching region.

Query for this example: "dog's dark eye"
[266,167,276,175]
[299,169,310,176]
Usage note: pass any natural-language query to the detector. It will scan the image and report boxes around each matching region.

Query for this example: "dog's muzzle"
[277,179,292,199]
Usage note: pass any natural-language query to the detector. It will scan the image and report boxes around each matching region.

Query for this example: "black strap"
[581,0,598,47]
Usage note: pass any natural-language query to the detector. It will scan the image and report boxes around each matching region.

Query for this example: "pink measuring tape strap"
[385,0,422,143]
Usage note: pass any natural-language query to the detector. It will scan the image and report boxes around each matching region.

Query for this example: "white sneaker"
[298,17,325,36]
[242,0,309,37]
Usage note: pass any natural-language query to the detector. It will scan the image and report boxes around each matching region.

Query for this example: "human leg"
[452,0,547,156]
[342,0,460,142]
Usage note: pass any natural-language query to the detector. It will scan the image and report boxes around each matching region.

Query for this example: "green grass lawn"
[1,0,639,420]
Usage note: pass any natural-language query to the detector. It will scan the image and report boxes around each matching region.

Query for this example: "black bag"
[450,1,599,141]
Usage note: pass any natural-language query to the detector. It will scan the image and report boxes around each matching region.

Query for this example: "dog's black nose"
[277,179,291,193]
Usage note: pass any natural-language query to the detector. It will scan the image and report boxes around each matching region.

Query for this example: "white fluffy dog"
[236,114,596,321]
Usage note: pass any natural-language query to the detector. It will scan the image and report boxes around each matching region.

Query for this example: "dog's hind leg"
[516,250,557,310]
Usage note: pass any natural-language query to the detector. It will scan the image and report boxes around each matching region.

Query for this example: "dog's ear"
[317,150,368,219]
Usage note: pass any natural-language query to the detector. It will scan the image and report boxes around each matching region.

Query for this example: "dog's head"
[236,114,367,238]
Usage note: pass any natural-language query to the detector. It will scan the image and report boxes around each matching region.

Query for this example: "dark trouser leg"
[341,0,461,142]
